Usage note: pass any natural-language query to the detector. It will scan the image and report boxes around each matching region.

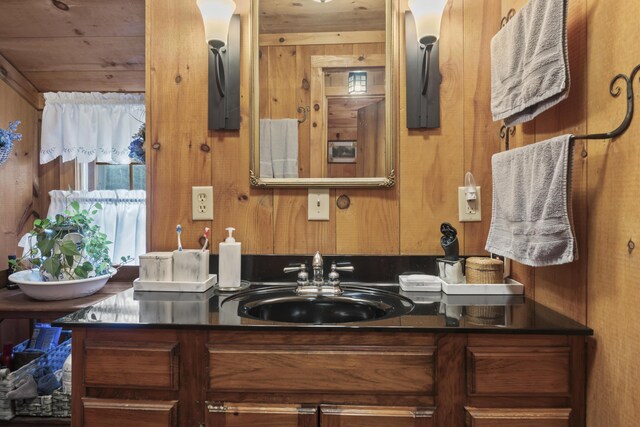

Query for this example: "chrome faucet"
[283,251,353,295]
[311,251,324,286]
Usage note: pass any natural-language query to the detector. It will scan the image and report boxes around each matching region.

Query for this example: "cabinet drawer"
[206,402,317,427]
[82,398,178,427]
[465,407,572,427]
[84,340,179,389]
[321,405,435,427]
[208,345,435,395]
[467,347,570,396]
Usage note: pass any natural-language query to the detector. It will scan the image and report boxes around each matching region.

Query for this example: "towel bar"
[571,64,640,141]
[498,64,640,151]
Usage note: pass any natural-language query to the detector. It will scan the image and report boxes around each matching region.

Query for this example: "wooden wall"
[585,0,640,425]
[0,79,39,271]
[147,0,500,256]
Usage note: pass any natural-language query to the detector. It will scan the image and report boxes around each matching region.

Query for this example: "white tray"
[441,278,524,295]
[133,274,217,292]
[399,274,443,292]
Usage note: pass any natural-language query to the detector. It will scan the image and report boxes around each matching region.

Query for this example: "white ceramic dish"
[8,269,114,301]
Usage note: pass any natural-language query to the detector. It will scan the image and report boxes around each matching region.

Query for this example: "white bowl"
[8,269,115,301]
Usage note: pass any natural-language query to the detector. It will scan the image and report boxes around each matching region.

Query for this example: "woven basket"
[12,339,72,418]
[465,257,504,284]
[465,305,506,325]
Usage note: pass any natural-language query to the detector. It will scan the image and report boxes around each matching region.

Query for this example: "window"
[78,162,146,191]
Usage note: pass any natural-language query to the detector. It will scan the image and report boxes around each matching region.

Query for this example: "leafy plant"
[10,201,131,281]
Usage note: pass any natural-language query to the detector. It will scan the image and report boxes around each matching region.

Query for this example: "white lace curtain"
[40,92,145,165]
[45,190,146,264]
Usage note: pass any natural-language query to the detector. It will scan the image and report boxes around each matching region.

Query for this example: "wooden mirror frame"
[250,0,396,188]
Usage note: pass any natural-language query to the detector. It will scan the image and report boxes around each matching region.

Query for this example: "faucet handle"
[284,263,307,274]
[332,261,354,273]
[284,264,309,287]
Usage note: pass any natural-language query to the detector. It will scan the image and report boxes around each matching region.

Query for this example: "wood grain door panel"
[84,340,179,389]
[82,398,178,427]
[465,407,572,427]
[208,345,435,395]
[321,405,435,427]
[206,402,317,427]
[467,347,570,396]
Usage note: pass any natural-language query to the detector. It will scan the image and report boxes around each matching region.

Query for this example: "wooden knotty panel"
[208,345,435,395]
[82,398,177,427]
[467,347,571,396]
[321,405,435,427]
[147,0,211,251]
[0,79,38,270]
[529,0,588,325]
[465,407,571,427]
[462,0,503,255]
[399,0,466,255]
[335,40,399,255]
[84,341,179,389]
[586,0,640,425]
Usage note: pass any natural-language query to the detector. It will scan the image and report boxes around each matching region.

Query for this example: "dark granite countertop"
[54,283,593,335]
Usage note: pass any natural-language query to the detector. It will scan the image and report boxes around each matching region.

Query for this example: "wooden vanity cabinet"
[71,329,586,427]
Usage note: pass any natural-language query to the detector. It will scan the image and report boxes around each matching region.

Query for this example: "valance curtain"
[40,92,145,165]
[45,190,146,264]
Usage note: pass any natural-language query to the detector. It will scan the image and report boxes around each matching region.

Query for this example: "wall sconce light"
[196,0,240,130]
[348,71,368,95]
[405,0,447,129]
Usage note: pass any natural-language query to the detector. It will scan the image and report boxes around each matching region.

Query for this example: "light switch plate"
[308,189,330,221]
[458,187,481,222]
[192,186,214,220]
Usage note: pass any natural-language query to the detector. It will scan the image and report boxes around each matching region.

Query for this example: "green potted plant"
[10,201,130,283]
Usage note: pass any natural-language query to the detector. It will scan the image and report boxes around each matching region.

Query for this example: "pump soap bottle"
[218,227,241,289]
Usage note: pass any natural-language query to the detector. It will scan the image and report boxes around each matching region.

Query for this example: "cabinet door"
[465,407,572,427]
[321,405,435,427]
[82,398,178,427]
[206,402,317,427]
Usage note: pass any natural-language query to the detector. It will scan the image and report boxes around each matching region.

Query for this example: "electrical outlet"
[308,189,330,221]
[458,187,481,222]
[192,186,214,220]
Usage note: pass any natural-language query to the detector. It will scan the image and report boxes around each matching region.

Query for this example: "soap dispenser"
[218,227,241,289]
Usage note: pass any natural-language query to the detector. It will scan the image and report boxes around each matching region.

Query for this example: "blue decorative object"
[0,120,22,166]
[128,123,145,164]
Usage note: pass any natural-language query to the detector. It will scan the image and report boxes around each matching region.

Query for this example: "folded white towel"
[485,135,577,267]
[259,119,273,178]
[259,119,299,178]
[491,0,570,126]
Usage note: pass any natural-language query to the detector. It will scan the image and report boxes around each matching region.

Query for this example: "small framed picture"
[328,141,357,163]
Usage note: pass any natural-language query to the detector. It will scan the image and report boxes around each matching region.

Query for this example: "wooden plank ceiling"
[0,0,144,93]
[260,0,385,34]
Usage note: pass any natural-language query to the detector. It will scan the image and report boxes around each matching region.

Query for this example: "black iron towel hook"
[571,64,640,141]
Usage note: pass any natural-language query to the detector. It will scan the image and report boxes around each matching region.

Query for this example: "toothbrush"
[176,224,183,251]
[202,227,210,251]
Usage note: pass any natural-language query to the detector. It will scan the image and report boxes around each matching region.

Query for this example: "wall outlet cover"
[458,186,481,222]
[192,186,214,221]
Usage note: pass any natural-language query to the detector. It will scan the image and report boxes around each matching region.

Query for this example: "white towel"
[259,119,299,178]
[491,0,570,126]
[259,119,273,178]
[485,135,577,267]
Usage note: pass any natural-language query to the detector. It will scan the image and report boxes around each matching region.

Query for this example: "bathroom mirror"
[250,0,395,188]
